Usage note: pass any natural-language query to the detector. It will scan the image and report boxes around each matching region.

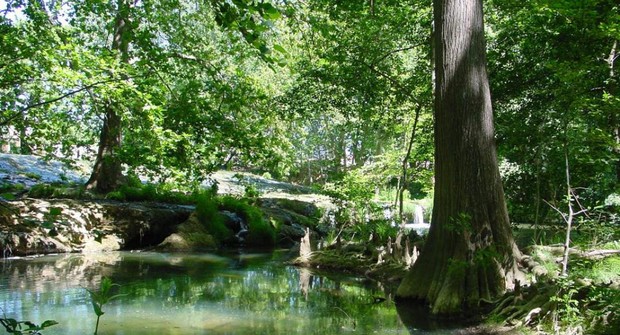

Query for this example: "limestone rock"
[0,198,191,256]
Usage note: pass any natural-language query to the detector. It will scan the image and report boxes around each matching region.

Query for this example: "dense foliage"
[1,0,619,331]
[3,0,615,224]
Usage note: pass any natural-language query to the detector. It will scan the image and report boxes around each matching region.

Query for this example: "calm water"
[1,250,459,334]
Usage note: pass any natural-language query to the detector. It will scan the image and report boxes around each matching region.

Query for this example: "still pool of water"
[1,250,460,334]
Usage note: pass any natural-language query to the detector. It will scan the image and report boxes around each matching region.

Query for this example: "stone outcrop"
[0,196,326,256]
[0,198,192,256]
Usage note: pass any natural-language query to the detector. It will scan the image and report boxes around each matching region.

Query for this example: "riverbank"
[0,153,336,256]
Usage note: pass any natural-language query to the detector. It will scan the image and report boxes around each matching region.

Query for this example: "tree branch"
[371,43,424,66]
[0,77,135,127]
[361,60,418,103]
[543,199,568,224]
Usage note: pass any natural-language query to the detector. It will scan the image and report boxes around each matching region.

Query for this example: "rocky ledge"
[0,198,193,256]
[0,154,332,256]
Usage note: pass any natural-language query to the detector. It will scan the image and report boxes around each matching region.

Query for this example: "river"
[1,250,462,334]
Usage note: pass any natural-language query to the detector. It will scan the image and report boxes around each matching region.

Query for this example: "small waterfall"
[404,205,429,235]
[236,220,249,242]
[413,205,424,224]
[222,210,248,242]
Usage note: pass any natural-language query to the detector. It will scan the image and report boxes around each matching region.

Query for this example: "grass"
[105,183,194,204]
[28,183,85,199]
[571,256,620,285]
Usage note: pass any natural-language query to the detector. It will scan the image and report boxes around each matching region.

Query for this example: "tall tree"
[85,0,134,192]
[396,0,524,315]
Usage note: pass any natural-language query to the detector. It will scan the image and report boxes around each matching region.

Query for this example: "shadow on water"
[396,301,479,334]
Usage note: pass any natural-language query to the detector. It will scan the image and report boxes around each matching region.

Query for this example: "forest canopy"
[0,0,618,224]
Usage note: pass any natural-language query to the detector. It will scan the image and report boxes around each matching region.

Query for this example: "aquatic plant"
[86,277,126,335]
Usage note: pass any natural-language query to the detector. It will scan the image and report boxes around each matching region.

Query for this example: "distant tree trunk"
[86,0,133,193]
[607,40,619,185]
[396,0,524,315]
[397,104,422,224]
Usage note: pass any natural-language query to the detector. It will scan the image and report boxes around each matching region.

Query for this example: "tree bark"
[86,103,123,192]
[85,0,133,193]
[396,0,524,315]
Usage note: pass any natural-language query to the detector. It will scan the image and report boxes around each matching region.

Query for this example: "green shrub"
[105,182,193,204]
[244,184,261,200]
[0,182,25,200]
[141,183,158,201]
[106,190,126,201]
[0,182,15,193]
[125,173,143,188]
[118,185,145,201]
[160,191,193,205]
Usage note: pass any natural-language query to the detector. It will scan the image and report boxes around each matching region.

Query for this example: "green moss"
[105,190,125,201]
[23,172,42,180]
[273,198,319,217]
[196,193,232,243]
[262,206,319,229]
[219,196,275,246]
[446,258,469,278]
[178,219,218,249]
[104,183,193,204]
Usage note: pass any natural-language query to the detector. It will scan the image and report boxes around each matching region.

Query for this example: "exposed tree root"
[491,283,558,327]
[487,251,620,335]
[489,278,619,335]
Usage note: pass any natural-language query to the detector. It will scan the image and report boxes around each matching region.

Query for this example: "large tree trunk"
[396,0,524,315]
[86,104,123,192]
[85,0,133,193]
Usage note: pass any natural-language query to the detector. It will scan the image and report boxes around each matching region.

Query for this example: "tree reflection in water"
[1,251,465,334]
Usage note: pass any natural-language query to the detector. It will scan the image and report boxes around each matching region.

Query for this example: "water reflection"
[395,301,479,335]
[1,251,468,334]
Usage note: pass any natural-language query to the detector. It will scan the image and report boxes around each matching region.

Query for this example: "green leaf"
[273,44,287,54]
[262,4,281,20]
[22,321,39,330]
[2,318,19,329]
[107,293,128,302]
[91,300,104,317]
[49,207,62,216]
[40,320,59,328]
[40,221,55,229]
